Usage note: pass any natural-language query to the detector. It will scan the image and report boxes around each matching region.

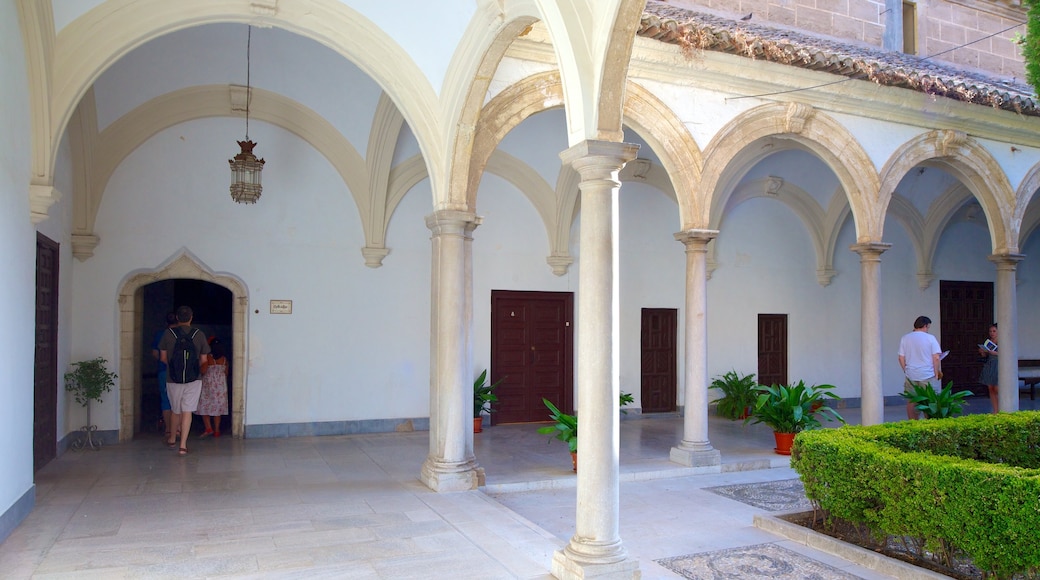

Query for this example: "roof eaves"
[638,2,1038,117]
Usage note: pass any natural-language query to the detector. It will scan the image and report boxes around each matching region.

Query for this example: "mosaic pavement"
[704,477,814,512]
[656,543,862,580]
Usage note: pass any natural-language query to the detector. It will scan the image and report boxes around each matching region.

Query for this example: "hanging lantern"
[229,139,264,203]
[228,26,264,204]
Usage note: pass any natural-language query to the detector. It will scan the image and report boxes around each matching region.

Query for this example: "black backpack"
[169,327,201,383]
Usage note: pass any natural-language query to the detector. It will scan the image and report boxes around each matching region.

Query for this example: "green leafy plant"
[900,381,972,419]
[709,370,759,420]
[1021,0,1040,94]
[537,398,578,453]
[473,369,504,418]
[619,391,634,414]
[745,381,845,433]
[64,357,117,408]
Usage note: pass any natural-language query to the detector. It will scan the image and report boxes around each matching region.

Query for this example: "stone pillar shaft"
[670,230,720,467]
[420,210,483,492]
[990,254,1024,413]
[552,140,639,580]
[851,243,890,426]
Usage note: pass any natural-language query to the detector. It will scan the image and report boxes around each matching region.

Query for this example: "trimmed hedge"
[792,412,1040,578]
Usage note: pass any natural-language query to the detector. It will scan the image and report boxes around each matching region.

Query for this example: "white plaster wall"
[92,25,383,159]
[51,0,103,33]
[472,172,578,374]
[629,78,760,152]
[829,111,925,172]
[618,181,685,404]
[73,118,436,429]
[0,0,37,519]
[346,0,472,96]
[742,150,838,209]
[499,108,569,183]
[1019,231,1040,358]
[708,197,862,398]
[487,56,558,105]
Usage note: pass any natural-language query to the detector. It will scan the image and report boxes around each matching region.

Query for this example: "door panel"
[34,233,59,472]
[939,281,993,395]
[491,291,573,423]
[758,314,788,387]
[640,308,677,413]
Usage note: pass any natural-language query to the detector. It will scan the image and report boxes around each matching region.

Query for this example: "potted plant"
[64,357,118,451]
[709,370,759,420]
[744,380,845,455]
[537,398,578,471]
[620,391,634,415]
[901,381,972,419]
[472,369,504,433]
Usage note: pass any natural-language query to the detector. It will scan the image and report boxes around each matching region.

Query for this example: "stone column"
[851,243,890,426]
[552,140,639,580]
[670,229,721,467]
[420,210,484,492]
[990,253,1024,413]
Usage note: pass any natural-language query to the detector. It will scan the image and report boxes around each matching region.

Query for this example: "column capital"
[850,242,891,260]
[425,210,482,236]
[560,139,639,173]
[674,229,719,250]
[988,253,1025,269]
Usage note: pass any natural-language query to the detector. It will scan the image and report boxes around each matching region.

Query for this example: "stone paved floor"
[3,396,1026,578]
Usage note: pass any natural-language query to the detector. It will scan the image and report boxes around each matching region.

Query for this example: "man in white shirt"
[898,315,943,420]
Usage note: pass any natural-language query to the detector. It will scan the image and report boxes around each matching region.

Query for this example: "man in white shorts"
[158,305,211,455]
[897,315,943,420]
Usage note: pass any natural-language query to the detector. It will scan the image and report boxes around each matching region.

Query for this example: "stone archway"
[117,252,248,442]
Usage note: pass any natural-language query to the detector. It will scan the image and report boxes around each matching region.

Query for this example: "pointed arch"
[707,178,834,285]
[1015,161,1040,247]
[40,0,442,224]
[701,102,880,240]
[75,85,369,261]
[117,251,248,442]
[443,5,540,210]
[534,0,646,144]
[878,130,1016,252]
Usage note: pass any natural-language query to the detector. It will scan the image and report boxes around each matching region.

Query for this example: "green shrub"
[793,413,1040,578]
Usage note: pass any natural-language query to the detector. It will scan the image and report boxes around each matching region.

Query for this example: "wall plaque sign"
[270,300,292,314]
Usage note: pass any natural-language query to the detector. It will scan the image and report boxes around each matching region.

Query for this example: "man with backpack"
[158,305,211,455]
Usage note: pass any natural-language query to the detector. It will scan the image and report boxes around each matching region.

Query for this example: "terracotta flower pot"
[473,417,483,433]
[773,431,796,455]
[570,451,577,472]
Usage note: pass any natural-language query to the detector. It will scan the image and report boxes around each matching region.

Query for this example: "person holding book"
[898,315,943,420]
[978,323,999,413]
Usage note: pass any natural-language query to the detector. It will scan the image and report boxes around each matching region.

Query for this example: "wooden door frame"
[34,233,59,471]
[490,290,574,420]
[640,307,677,413]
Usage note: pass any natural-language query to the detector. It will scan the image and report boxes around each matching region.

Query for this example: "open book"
[978,339,998,352]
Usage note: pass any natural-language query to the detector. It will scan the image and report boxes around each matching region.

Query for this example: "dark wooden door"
[640,308,677,413]
[939,281,993,395]
[491,291,573,423]
[758,314,788,387]
[34,233,59,472]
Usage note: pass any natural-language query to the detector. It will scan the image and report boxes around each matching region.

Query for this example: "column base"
[551,547,640,579]
[669,444,721,467]
[419,458,484,492]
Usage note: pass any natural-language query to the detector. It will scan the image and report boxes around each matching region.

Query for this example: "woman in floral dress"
[197,339,228,437]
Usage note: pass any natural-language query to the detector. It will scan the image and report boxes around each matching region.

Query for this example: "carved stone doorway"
[117,252,248,442]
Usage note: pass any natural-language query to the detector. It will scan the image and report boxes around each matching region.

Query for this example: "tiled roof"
[638,1,1039,117]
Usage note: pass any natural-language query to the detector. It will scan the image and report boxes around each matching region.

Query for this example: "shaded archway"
[117,252,248,442]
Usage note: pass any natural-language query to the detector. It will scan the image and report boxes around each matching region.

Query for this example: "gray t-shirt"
[157,325,212,381]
